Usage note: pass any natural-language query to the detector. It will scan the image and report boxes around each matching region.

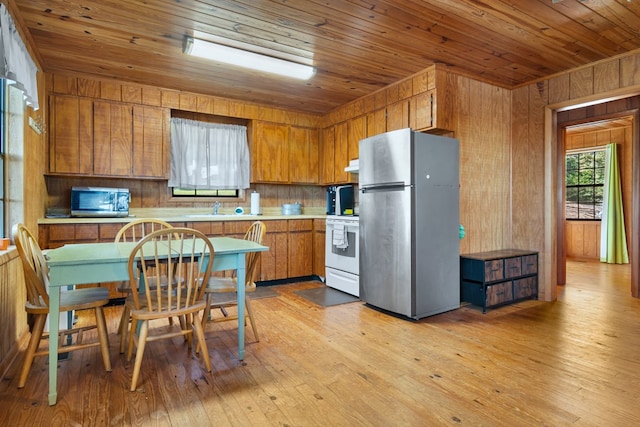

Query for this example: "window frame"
[565,147,606,221]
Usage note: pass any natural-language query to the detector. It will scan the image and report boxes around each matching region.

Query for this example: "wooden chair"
[12,223,112,389]
[125,227,213,391]
[115,219,175,353]
[203,221,266,342]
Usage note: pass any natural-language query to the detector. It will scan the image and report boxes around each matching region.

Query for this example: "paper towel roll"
[250,192,261,215]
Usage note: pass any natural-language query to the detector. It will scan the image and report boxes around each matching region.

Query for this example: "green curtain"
[600,143,629,264]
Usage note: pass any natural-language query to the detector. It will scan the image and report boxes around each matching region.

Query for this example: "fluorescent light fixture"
[183,36,316,80]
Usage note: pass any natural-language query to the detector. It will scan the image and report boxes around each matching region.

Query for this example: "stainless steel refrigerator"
[359,128,460,319]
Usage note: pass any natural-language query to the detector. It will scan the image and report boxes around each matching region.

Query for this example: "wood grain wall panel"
[547,74,570,105]
[594,61,620,93]
[161,90,180,108]
[455,74,472,255]
[584,222,600,259]
[122,85,142,104]
[77,78,100,98]
[619,53,640,87]
[456,75,512,254]
[569,67,594,99]
[141,87,162,106]
[0,252,28,379]
[179,93,197,111]
[52,74,77,95]
[511,85,530,252]
[100,81,121,101]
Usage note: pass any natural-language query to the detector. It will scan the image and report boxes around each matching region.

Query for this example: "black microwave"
[70,187,130,218]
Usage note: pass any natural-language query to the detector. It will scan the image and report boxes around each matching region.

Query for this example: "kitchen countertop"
[38,207,328,224]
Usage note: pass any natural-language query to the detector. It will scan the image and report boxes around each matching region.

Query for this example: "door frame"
[548,102,640,297]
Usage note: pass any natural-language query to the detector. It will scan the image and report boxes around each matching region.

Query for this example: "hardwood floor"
[1,260,639,426]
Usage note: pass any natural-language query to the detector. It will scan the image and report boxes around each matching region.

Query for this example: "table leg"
[236,252,246,361]
[48,286,60,405]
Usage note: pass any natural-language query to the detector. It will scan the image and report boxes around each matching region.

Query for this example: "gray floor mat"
[294,286,360,307]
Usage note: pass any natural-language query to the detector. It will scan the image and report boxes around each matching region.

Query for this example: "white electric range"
[325,215,359,297]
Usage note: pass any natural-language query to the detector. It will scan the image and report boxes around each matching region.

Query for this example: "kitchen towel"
[332,224,348,249]
[250,192,260,215]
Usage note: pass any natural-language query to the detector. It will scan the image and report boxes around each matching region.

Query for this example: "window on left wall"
[0,79,25,238]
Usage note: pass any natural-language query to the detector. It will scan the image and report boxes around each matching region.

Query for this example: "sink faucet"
[213,201,220,215]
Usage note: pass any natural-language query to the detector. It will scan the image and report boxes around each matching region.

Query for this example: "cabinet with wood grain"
[288,219,313,278]
[49,96,168,179]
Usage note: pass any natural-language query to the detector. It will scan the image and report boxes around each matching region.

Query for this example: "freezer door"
[359,185,413,316]
[359,128,413,187]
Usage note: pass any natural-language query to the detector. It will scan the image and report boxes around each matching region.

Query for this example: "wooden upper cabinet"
[366,108,386,137]
[49,95,93,174]
[334,121,349,184]
[289,126,319,184]
[49,95,168,179]
[410,90,434,131]
[132,105,168,178]
[348,116,365,162]
[93,101,133,176]
[252,121,289,183]
[386,100,410,131]
[320,126,335,185]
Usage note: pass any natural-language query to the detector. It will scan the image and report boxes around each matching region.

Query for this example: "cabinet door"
[133,105,168,178]
[259,220,288,280]
[49,95,93,174]
[366,108,386,137]
[410,91,434,130]
[320,126,335,185]
[252,121,289,183]
[386,100,410,131]
[334,121,349,184]
[93,101,133,176]
[288,220,313,278]
[289,126,319,184]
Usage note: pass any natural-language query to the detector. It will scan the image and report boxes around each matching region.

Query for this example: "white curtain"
[169,118,250,189]
[0,5,39,110]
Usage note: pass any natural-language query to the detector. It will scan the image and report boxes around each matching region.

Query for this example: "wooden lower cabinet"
[259,220,288,281]
[288,219,313,278]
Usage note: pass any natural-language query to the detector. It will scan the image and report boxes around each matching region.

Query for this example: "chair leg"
[119,304,131,354]
[245,296,260,342]
[129,320,149,391]
[192,312,212,372]
[94,307,112,371]
[18,314,46,388]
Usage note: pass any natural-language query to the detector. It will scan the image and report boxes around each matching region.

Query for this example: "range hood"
[344,158,359,173]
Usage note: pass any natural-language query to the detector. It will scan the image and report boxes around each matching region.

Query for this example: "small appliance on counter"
[71,186,130,217]
[282,202,302,215]
[326,185,354,215]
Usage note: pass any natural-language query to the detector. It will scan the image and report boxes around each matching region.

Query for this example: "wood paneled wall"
[0,251,27,380]
[512,48,640,300]
[564,124,633,259]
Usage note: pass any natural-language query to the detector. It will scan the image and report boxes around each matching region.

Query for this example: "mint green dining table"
[43,236,268,406]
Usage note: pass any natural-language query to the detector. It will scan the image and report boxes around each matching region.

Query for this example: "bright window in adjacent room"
[565,148,606,220]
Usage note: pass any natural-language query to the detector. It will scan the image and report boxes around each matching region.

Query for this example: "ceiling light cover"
[183,36,316,80]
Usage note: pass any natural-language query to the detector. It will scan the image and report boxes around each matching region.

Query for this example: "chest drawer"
[462,258,504,282]
[486,281,513,306]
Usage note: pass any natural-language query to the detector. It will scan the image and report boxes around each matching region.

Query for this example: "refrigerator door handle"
[361,182,409,193]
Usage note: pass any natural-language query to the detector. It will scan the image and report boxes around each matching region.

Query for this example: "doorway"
[555,100,639,297]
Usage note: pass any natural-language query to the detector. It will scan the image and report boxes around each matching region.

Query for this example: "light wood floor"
[1,260,639,426]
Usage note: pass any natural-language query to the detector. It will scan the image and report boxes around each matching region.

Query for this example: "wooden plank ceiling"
[13,0,640,115]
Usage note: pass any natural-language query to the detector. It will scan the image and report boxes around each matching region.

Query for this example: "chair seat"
[26,287,110,314]
[126,294,207,321]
